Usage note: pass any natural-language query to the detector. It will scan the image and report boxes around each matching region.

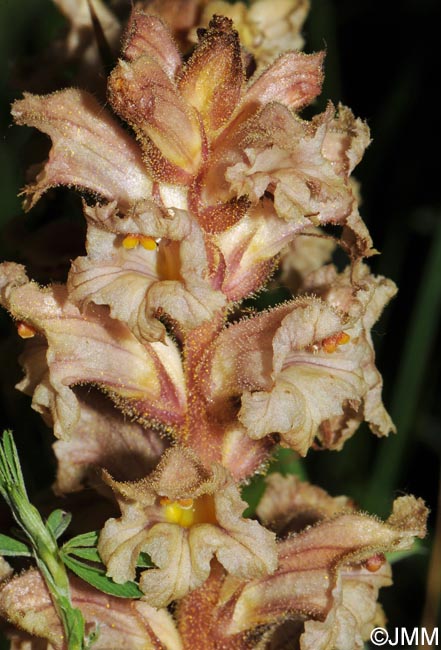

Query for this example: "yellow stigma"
[160,495,217,528]
[122,234,157,251]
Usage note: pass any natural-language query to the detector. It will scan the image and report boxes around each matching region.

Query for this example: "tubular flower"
[98,447,277,606]
[67,201,226,342]
[0,263,186,438]
[207,265,396,455]
[174,489,427,650]
[0,3,429,648]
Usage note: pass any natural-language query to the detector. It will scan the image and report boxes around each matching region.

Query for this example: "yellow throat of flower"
[160,495,217,528]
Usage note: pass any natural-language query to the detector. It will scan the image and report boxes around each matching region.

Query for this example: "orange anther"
[322,331,350,353]
[322,338,338,353]
[365,553,386,573]
[178,498,194,509]
[337,331,350,346]
[122,234,140,250]
[17,322,36,339]
[139,236,157,251]
[159,497,171,506]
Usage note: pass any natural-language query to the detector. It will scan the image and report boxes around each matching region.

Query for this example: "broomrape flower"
[0,476,428,649]
[0,2,429,648]
[97,447,277,607]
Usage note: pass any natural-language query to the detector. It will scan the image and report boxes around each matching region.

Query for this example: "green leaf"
[67,547,102,563]
[63,531,99,551]
[137,552,153,568]
[46,509,72,540]
[63,555,143,599]
[0,533,31,557]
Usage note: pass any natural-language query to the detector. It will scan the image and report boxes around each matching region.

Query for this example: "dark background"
[0,0,440,644]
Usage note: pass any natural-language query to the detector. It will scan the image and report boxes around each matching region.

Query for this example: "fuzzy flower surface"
[0,2,428,649]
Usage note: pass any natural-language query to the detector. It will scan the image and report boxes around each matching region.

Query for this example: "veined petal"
[108,56,202,183]
[69,202,226,340]
[0,263,186,436]
[241,50,324,114]
[303,263,397,445]
[223,496,427,636]
[0,569,180,650]
[68,223,164,342]
[239,298,363,454]
[123,11,182,78]
[214,201,298,300]
[179,16,243,136]
[11,89,152,210]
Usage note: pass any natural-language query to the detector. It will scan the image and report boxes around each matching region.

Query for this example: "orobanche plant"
[0,1,428,649]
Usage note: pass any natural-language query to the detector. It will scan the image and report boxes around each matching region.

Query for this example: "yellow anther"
[17,322,36,339]
[139,236,157,251]
[122,234,140,250]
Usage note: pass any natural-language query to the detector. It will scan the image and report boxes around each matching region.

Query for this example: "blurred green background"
[0,0,440,645]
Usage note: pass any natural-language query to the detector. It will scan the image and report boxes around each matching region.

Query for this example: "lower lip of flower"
[160,494,217,528]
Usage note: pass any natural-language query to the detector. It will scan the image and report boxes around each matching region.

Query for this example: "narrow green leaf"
[63,555,143,599]
[66,547,102,563]
[46,509,72,540]
[63,531,99,551]
[0,533,31,557]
